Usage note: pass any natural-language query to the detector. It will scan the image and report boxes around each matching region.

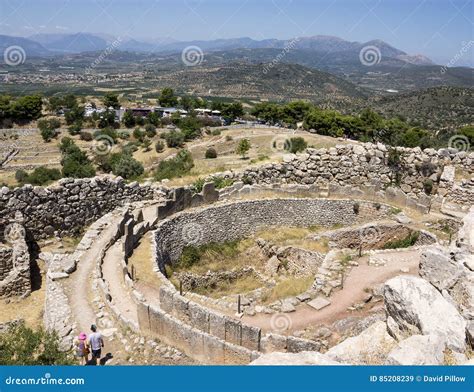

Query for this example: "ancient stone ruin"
[1,141,473,365]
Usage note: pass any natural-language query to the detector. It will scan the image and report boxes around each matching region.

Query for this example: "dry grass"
[261,275,314,304]
[128,233,162,288]
[192,274,263,299]
[255,226,329,253]
[0,262,46,329]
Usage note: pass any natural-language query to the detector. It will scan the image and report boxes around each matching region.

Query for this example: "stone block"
[188,302,210,333]
[241,324,261,351]
[209,312,226,340]
[307,297,331,310]
[225,318,242,346]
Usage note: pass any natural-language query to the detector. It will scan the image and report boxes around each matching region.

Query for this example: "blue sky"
[0,0,472,65]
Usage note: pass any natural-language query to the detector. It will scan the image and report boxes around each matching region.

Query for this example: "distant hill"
[197,49,471,92]
[146,61,367,104]
[29,33,108,53]
[0,35,50,57]
[371,86,474,130]
[22,32,434,65]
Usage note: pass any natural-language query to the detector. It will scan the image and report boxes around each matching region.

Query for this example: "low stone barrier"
[153,198,392,271]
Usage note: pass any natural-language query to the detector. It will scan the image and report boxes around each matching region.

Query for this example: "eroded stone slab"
[307,297,331,310]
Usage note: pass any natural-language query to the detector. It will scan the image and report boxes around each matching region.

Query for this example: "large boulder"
[385,335,445,365]
[325,321,396,364]
[419,247,464,291]
[384,276,466,352]
[456,207,474,253]
[250,351,339,365]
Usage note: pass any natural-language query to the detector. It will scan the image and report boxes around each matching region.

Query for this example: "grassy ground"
[261,275,314,304]
[0,260,45,329]
[127,233,163,288]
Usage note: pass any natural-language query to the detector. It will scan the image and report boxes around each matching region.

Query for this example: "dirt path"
[66,215,121,332]
[101,241,138,324]
[242,249,422,333]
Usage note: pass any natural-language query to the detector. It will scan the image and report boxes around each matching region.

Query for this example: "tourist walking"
[88,324,104,365]
[73,332,89,365]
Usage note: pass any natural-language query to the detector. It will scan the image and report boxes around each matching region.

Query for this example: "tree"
[159,88,178,107]
[147,111,161,127]
[236,138,251,159]
[179,116,202,140]
[103,93,120,109]
[38,118,60,142]
[122,110,135,128]
[60,137,96,178]
[10,95,43,122]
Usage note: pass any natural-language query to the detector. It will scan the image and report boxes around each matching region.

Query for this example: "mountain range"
[0,32,435,66]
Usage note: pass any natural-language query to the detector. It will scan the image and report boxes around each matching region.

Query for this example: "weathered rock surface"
[419,247,464,291]
[384,276,466,352]
[385,335,445,365]
[250,351,339,365]
[326,321,396,364]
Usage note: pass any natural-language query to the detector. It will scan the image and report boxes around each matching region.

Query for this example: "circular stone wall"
[153,198,392,272]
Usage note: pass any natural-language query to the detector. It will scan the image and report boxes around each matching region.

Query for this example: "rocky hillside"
[150,61,367,103]
[371,86,474,130]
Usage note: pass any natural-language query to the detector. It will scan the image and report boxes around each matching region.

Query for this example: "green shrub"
[423,178,434,195]
[205,147,217,159]
[383,232,420,249]
[38,118,60,142]
[192,178,206,193]
[68,122,82,136]
[18,166,61,185]
[133,127,145,142]
[110,153,144,179]
[60,137,95,178]
[153,149,194,181]
[287,137,307,153]
[236,138,251,158]
[0,322,74,365]
[164,130,185,148]
[211,129,221,136]
[80,131,93,141]
[15,169,28,183]
[145,124,157,138]
[155,140,165,153]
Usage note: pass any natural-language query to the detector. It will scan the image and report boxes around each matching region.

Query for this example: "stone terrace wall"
[154,198,392,271]
[0,224,31,298]
[0,176,165,241]
[230,143,473,204]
